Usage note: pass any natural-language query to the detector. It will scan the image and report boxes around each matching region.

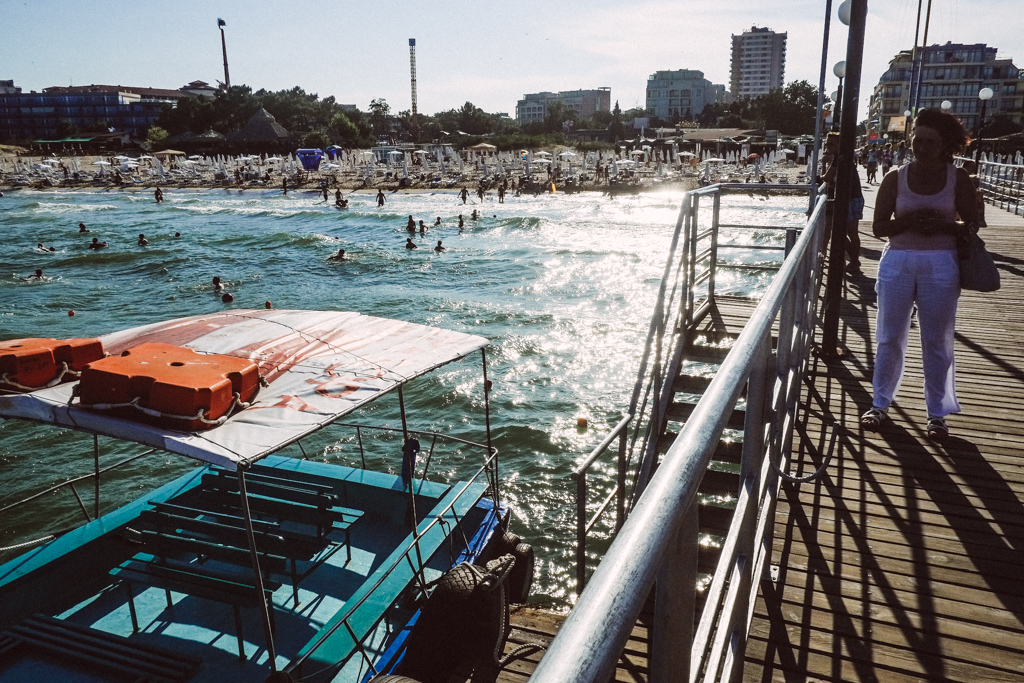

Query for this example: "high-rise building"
[730,26,787,99]
[869,42,1024,136]
[645,70,727,120]
[515,88,611,123]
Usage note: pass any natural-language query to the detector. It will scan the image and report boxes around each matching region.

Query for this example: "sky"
[3,0,1022,123]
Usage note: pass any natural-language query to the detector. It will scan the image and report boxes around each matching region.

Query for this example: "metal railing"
[977,159,1024,217]
[572,184,802,594]
[538,186,828,682]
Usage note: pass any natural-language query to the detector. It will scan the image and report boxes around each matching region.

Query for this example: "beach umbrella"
[402,159,409,178]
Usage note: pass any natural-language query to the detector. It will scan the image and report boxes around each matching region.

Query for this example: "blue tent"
[296,148,324,171]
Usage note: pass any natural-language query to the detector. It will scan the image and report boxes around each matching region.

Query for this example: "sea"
[0,186,809,605]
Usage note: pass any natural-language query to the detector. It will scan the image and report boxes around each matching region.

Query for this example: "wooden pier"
[745,187,1024,681]
[504,190,1024,682]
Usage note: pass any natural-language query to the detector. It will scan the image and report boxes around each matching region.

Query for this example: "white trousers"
[872,248,961,417]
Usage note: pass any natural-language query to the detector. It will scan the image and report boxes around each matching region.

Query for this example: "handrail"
[532,188,828,682]
[976,158,1024,217]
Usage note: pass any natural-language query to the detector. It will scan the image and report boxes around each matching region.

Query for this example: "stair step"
[666,401,746,430]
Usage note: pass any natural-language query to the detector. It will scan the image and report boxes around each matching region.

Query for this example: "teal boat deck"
[0,455,496,683]
[744,189,1024,681]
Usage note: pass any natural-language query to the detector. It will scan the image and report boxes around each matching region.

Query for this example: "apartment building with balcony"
[645,70,727,120]
[730,26,787,99]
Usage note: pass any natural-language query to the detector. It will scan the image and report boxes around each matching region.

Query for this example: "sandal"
[861,408,888,431]
[927,416,949,441]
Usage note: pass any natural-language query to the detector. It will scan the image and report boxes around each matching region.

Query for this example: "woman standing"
[860,109,979,440]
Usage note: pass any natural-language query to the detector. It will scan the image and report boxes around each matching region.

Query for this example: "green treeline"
[155,81,825,150]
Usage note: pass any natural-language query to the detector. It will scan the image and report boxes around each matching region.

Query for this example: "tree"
[368,98,392,138]
[145,125,169,147]
[608,101,625,142]
[55,119,79,138]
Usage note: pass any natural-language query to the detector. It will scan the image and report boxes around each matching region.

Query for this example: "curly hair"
[913,109,969,162]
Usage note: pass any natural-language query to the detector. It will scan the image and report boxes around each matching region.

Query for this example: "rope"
[770,419,840,484]
[77,392,253,427]
[498,643,547,668]
[0,534,56,553]
[0,362,79,392]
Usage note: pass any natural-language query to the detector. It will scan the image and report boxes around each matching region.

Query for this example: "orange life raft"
[78,343,261,430]
[0,337,105,391]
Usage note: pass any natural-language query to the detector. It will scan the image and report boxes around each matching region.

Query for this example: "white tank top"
[890,163,957,251]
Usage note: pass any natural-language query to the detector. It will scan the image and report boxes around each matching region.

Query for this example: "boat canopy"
[0,310,487,470]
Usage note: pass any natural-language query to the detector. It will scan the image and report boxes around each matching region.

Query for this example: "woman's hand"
[906,208,952,234]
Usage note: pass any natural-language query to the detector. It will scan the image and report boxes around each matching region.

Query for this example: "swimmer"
[37,243,55,252]
[471,210,478,221]
[78,222,89,233]
[28,269,44,279]
[407,215,416,231]
[328,248,346,261]
[137,233,148,246]
[405,238,418,250]
[88,237,108,250]
[265,301,273,309]
[212,276,223,291]
[434,217,442,226]
[434,240,446,253]
[221,292,234,303]
[459,187,469,204]
[376,189,386,206]
[418,220,426,235]
[174,232,180,237]
[458,215,465,229]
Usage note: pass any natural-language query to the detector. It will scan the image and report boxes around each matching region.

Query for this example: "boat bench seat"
[0,613,202,683]
[189,478,362,544]
[111,555,281,660]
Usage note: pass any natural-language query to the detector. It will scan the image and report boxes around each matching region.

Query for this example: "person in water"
[328,248,346,261]
[322,187,330,202]
[459,187,469,204]
[212,276,223,291]
[418,220,426,235]
[434,216,442,226]
[37,243,55,252]
[221,292,234,303]
[28,269,44,279]
[377,189,386,206]
[434,240,446,252]
[471,209,479,221]
[154,188,164,203]
[88,237,107,250]
[407,215,416,231]
[137,234,148,246]
[405,238,418,250]
[458,215,465,229]
[78,222,89,233]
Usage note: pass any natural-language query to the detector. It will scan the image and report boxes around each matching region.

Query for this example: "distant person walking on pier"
[861,109,979,441]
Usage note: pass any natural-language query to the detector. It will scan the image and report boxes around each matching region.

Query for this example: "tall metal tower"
[408,39,418,120]
[218,19,230,90]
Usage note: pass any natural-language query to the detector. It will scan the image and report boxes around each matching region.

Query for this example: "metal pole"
[481,348,498,509]
[907,0,924,112]
[820,0,868,360]
[809,0,834,209]
[650,506,697,682]
[576,474,587,595]
[975,98,988,162]
[236,468,276,669]
[93,434,100,519]
[912,0,934,112]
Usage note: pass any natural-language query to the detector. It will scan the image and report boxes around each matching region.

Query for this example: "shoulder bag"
[959,232,1000,292]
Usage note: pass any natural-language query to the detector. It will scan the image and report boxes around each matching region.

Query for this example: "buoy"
[68,310,75,316]
[577,417,588,429]
[79,343,261,430]
[0,337,104,391]
[221,292,234,303]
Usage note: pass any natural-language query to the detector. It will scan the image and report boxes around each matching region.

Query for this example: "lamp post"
[218,18,231,90]
[832,61,847,130]
[904,108,912,141]
[821,0,867,360]
[941,99,952,112]
[976,87,994,162]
